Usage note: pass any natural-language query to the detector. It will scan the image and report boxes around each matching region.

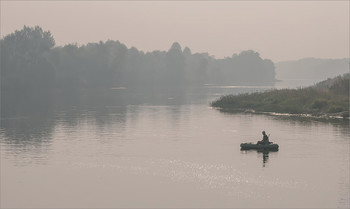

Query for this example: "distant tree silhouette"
[1,26,56,115]
[1,25,277,115]
[207,50,275,84]
[165,42,186,86]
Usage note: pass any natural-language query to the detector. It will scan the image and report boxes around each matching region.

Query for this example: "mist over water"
[1,83,349,208]
[1,25,349,208]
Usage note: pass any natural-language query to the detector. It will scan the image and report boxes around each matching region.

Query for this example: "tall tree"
[1,26,56,115]
[165,42,186,86]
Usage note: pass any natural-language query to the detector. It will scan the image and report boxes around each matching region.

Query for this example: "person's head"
[262,131,266,135]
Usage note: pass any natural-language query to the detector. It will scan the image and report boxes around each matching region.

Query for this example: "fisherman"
[257,131,269,145]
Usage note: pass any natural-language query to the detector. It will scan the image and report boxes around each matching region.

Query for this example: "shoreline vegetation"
[211,74,350,121]
[1,26,277,116]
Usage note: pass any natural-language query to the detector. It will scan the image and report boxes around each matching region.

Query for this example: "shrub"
[312,100,328,110]
[328,105,344,113]
[341,112,349,118]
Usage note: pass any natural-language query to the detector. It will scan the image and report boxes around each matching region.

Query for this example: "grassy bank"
[211,74,349,119]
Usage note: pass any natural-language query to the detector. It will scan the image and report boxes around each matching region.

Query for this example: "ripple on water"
[69,157,307,199]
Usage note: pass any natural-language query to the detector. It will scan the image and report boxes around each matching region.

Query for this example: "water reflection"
[0,99,131,165]
[261,151,269,167]
[0,116,55,165]
[220,110,349,133]
[270,113,349,126]
[1,86,349,208]
[241,150,278,167]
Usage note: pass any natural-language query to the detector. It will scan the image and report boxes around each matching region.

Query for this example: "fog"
[1,1,348,62]
[1,26,276,116]
[1,1,349,116]
[1,2,349,208]
[276,58,350,80]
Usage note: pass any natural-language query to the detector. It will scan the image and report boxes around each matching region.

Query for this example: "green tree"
[165,42,186,86]
[1,26,56,115]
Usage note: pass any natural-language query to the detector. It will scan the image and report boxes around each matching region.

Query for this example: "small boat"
[240,142,279,151]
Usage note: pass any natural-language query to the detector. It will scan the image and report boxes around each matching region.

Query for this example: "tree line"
[1,26,276,114]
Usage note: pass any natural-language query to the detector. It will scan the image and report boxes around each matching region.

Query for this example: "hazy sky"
[1,1,349,62]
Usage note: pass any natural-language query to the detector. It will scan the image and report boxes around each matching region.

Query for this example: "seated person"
[257,131,269,145]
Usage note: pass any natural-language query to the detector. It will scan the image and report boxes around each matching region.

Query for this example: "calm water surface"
[1,82,349,208]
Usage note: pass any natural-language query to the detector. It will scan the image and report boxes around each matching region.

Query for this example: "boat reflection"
[241,150,278,167]
[261,150,270,167]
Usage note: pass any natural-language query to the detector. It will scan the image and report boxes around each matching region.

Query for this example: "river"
[1,80,349,208]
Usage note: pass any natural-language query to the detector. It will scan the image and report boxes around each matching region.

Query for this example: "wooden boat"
[240,142,279,151]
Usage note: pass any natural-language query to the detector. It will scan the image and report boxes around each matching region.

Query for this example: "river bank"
[211,74,349,121]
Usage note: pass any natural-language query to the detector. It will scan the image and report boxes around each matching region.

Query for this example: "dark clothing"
[257,133,269,145]
[262,134,269,143]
